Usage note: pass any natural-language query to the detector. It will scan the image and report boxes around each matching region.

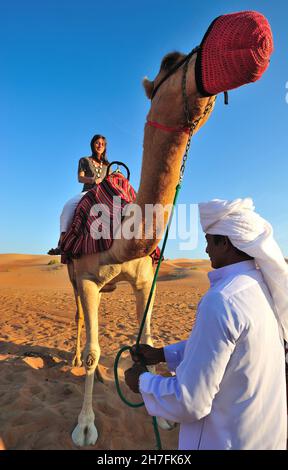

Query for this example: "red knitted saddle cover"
[60,173,161,264]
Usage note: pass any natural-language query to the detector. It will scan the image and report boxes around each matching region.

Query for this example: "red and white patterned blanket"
[61,173,160,264]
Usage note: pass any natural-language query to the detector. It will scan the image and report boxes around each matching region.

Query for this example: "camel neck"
[146,120,191,135]
[108,125,189,263]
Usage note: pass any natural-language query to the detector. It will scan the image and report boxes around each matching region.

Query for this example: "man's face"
[205,234,228,269]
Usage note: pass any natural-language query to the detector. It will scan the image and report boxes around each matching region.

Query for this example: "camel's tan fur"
[70,50,216,446]
[69,255,159,446]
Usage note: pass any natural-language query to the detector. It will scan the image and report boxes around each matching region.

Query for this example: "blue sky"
[1,0,287,259]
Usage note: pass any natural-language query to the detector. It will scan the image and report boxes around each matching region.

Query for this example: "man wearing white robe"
[125,198,287,450]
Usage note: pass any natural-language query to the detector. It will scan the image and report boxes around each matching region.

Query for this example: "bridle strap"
[147,44,219,136]
[151,46,200,100]
[148,46,201,134]
[146,120,190,135]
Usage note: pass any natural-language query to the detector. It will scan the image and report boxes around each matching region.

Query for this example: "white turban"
[199,198,288,342]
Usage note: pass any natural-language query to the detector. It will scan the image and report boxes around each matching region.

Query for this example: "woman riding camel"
[48,134,110,255]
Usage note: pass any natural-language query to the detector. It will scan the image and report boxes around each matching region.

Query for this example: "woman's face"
[93,138,106,156]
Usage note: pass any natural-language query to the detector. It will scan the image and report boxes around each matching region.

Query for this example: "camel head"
[143,50,214,135]
[107,11,274,264]
[143,51,187,100]
[142,11,273,136]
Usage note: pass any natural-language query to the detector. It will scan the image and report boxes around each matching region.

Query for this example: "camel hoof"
[72,355,83,368]
[156,417,177,431]
[72,423,98,447]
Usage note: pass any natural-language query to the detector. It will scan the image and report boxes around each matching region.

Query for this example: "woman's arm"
[77,158,108,186]
[78,157,96,185]
[78,171,95,185]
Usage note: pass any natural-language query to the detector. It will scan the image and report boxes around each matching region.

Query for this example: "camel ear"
[142,77,154,99]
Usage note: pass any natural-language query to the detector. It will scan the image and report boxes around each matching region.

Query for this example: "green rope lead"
[113,346,162,450]
[114,346,143,408]
[136,183,182,345]
[113,183,182,450]
[113,99,214,449]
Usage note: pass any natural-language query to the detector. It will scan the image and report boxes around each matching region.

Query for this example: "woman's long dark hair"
[90,134,109,164]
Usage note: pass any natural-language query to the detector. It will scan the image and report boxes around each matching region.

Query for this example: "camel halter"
[114,93,216,450]
[150,46,200,103]
[147,44,228,135]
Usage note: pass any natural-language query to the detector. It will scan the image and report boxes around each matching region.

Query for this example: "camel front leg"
[133,284,155,348]
[67,262,84,367]
[72,278,101,447]
[72,294,85,367]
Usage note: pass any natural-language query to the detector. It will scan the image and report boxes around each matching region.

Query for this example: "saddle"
[61,166,161,265]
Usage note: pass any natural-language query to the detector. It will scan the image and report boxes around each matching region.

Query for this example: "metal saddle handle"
[106,161,130,181]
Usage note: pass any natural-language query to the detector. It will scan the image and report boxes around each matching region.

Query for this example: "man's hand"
[124,363,147,394]
[130,344,165,366]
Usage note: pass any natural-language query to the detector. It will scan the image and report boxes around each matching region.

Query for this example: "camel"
[67,200,173,445]
[66,12,273,446]
[68,58,216,447]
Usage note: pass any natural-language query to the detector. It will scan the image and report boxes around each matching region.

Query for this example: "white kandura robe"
[139,260,287,450]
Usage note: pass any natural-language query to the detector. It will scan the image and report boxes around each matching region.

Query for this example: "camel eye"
[161,54,177,71]
[160,52,184,71]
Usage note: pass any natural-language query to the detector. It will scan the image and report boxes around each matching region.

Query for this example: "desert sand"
[0,254,211,450]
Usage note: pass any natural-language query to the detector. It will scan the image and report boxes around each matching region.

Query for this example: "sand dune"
[0,254,210,450]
